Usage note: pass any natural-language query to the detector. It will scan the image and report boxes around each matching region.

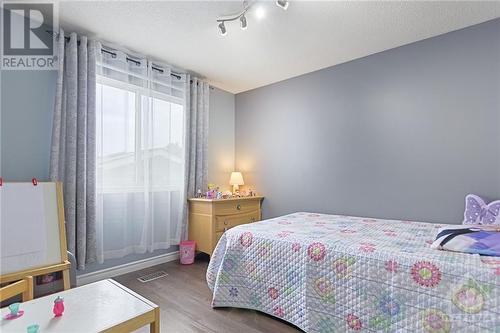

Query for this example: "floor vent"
[137,271,168,283]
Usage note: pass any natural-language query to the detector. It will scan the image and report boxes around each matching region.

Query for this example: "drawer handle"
[224,227,227,232]
[236,204,241,210]
[224,220,229,226]
[250,217,256,222]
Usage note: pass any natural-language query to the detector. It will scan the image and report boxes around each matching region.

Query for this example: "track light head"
[240,15,247,30]
[218,21,227,36]
[276,0,289,10]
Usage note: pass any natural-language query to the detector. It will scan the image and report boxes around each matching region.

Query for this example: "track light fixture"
[217,1,289,36]
[276,0,289,10]
[217,2,249,36]
[218,21,227,36]
[240,15,247,30]
[217,0,290,36]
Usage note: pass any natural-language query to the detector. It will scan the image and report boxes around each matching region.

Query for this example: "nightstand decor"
[229,172,245,195]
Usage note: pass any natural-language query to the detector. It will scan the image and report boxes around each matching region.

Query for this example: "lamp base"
[232,184,240,196]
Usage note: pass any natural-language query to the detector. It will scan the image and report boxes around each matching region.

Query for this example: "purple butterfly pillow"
[463,194,500,225]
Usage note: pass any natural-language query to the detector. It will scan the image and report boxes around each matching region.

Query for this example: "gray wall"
[235,18,500,224]
[1,70,57,180]
[208,87,235,192]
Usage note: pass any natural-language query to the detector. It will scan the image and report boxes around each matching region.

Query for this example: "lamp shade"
[229,172,244,186]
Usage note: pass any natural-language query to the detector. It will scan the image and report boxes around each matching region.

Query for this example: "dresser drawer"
[214,199,260,216]
[215,210,260,232]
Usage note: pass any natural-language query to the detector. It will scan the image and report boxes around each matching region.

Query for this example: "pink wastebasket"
[180,240,196,265]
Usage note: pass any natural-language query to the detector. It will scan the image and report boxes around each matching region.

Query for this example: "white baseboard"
[76,251,179,286]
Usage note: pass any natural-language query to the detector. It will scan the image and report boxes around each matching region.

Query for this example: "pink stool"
[180,240,196,265]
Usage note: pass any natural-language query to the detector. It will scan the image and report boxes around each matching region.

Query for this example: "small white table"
[1,279,160,333]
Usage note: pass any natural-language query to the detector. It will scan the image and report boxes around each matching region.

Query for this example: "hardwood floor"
[114,255,302,333]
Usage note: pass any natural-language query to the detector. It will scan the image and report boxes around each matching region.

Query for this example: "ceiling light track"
[217,0,289,36]
[217,1,250,36]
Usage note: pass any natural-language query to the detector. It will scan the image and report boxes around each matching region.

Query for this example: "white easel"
[0,181,70,290]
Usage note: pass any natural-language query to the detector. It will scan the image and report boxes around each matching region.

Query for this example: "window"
[96,77,185,193]
[95,47,187,262]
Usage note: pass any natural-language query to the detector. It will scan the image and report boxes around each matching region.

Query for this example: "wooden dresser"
[188,196,264,255]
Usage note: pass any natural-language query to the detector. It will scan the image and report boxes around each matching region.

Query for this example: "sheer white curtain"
[95,44,186,262]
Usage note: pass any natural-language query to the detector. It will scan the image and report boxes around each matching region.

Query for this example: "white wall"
[208,87,235,192]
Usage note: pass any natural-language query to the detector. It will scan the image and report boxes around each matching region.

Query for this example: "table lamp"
[229,172,244,195]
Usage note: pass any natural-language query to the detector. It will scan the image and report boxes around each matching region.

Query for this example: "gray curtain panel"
[181,76,210,240]
[49,31,97,270]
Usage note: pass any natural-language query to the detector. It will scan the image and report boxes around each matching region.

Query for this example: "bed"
[206,212,500,332]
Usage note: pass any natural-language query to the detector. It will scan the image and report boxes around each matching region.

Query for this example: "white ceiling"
[54,1,500,93]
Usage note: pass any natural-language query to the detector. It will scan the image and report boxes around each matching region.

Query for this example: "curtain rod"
[99,49,181,80]
[46,30,213,88]
[46,30,182,80]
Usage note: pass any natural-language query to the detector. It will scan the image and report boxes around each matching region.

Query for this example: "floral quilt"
[206,212,500,332]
